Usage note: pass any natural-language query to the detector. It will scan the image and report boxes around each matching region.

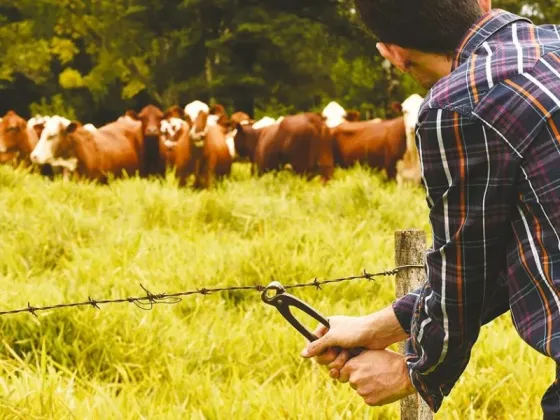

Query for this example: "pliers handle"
[261,281,363,357]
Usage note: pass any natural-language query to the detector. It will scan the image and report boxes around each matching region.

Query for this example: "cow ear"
[66,122,80,134]
[126,110,140,120]
[391,102,403,114]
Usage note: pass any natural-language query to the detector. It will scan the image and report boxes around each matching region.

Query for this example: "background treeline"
[0,0,557,126]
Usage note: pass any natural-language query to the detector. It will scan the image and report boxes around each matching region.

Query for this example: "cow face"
[232,122,257,159]
[27,115,50,139]
[160,118,186,149]
[30,116,73,165]
[401,94,424,134]
[322,101,347,128]
[184,100,210,126]
[128,105,165,138]
[0,111,27,157]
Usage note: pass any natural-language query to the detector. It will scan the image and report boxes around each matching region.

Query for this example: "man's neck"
[408,50,454,88]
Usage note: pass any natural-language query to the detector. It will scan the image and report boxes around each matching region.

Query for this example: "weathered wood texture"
[395,229,433,420]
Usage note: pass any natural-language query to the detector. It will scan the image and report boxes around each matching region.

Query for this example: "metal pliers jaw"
[261,281,330,342]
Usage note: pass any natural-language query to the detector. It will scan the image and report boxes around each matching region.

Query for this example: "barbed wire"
[0,264,424,317]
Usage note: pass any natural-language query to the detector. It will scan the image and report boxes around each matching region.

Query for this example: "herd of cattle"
[0,95,424,188]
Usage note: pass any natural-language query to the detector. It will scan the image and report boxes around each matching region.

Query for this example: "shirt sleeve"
[392,274,509,335]
[402,109,515,412]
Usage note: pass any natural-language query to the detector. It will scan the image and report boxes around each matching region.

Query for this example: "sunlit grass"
[0,164,551,419]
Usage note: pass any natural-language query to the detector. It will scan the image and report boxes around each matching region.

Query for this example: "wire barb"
[88,297,100,309]
[27,302,38,317]
[0,264,424,317]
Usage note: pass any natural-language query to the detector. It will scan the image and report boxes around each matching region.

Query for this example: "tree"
[1,0,553,125]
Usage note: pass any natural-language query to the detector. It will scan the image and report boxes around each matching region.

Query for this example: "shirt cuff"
[392,288,422,334]
[408,366,443,412]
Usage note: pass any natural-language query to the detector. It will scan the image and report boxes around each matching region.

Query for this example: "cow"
[125,105,166,177]
[27,115,51,139]
[30,116,144,182]
[184,100,232,188]
[331,117,407,180]
[164,105,185,120]
[0,111,39,165]
[393,94,424,186]
[159,117,193,186]
[253,113,334,183]
[208,104,229,130]
[230,111,251,126]
[322,101,347,128]
[232,122,277,174]
[345,110,361,122]
[252,116,277,130]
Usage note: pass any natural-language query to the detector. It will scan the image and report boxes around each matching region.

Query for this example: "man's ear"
[479,0,491,13]
[376,42,408,72]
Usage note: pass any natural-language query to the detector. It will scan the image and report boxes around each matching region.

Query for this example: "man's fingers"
[327,349,350,371]
[301,333,332,358]
[329,368,340,379]
[313,324,329,339]
[338,362,353,384]
[314,347,340,365]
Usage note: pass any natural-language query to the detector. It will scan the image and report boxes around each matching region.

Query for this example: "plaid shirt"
[392,9,560,415]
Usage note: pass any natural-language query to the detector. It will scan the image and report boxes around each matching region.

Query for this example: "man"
[301,1,560,417]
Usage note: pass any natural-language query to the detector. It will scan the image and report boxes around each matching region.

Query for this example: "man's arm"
[401,108,515,412]
[392,272,510,335]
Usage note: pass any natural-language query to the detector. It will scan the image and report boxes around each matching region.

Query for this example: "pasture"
[0,164,552,419]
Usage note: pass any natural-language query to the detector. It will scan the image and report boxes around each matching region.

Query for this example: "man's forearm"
[364,305,409,349]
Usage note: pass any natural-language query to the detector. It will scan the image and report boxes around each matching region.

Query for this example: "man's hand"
[300,305,409,360]
[335,349,416,406]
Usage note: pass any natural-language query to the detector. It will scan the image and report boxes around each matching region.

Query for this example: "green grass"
[0,164,553,419]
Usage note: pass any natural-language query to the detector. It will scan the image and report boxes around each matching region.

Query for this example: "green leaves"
[0,0,553,124]
[59,68,85,89]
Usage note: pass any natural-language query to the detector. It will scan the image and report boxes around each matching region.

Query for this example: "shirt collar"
[452,9,532,70]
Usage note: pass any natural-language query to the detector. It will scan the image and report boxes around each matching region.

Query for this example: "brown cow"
[233,122,277,174]
[164,105,185,120]
[253,113,334,183]
[331,117,406,180]
[126,105,166,177]
[30,116,144,182]
[0,111,38,165]
[345,110,361,122]
[230,111,252,126]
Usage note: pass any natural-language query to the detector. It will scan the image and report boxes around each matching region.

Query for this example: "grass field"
[0,164,553,419]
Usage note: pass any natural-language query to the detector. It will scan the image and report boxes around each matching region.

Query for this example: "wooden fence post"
[394,229,433,420]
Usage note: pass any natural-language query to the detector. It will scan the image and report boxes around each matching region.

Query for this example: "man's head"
[354,0,491,87]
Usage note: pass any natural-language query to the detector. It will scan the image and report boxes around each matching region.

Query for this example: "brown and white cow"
[183,100,232,188]
[0,111,39,165]
[331,117,407,180]
[159,117,193,186]
[253,113,334,183]
[30,116,144,182]
[27,115,51,140]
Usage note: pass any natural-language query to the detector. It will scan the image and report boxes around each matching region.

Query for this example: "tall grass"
[0,164,552,419]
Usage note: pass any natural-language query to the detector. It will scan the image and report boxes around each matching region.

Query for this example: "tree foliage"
[0,0,556,125]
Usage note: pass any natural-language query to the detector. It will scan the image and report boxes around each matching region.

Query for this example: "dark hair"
[353,0,483,54]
